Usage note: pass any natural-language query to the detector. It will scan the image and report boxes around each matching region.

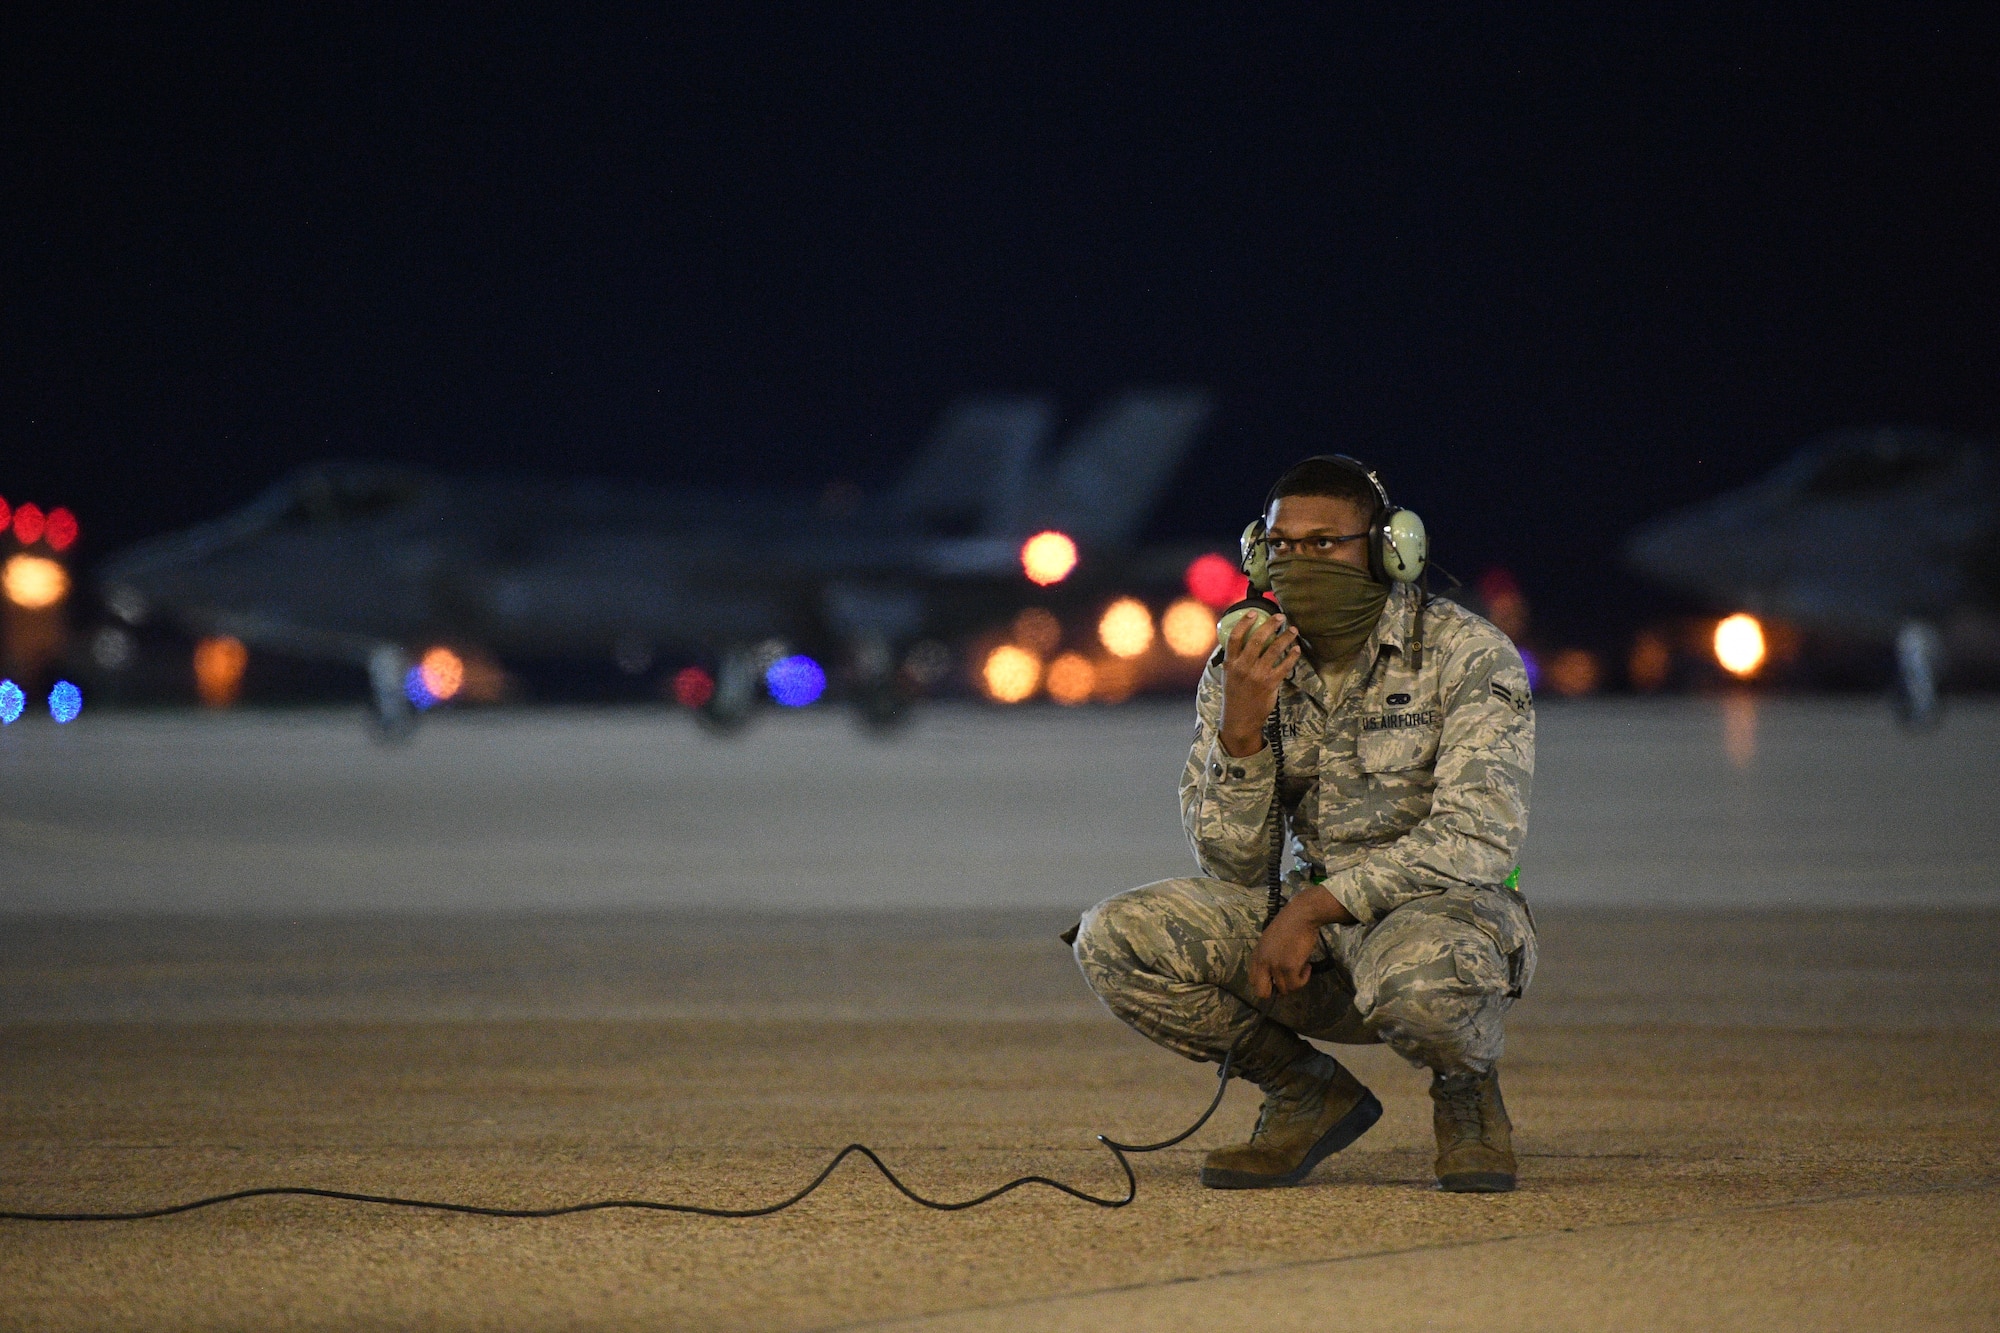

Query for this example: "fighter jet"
[95,391,1212,736]
[1624,426,2000,726]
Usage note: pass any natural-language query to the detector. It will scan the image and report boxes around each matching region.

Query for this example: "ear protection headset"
[1217,455,1429,646]
[1242,455,1426,591]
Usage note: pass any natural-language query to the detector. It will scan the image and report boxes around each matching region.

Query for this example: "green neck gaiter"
[1268,556,1389,668]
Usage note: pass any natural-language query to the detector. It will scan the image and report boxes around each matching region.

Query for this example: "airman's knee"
[1073,890,1148,973]
[1075,879,1221,979]
[1072,898,1114,967]
[1360,941,1510,1073]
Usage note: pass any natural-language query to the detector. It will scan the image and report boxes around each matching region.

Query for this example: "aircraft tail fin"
[1029,390,1213,549]
[890,397,1053,536]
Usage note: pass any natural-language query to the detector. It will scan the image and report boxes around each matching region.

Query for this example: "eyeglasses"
[1263,532,1370,559]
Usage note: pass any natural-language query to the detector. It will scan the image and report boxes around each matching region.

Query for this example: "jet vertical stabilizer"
[1031,391,1213,550]
[890,397,1053,537]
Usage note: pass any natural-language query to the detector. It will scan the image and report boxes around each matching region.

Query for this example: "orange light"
[419,646,465,701]
[193,636,249,708]
[2,554,68,609]
[1161,598,1216,658]
[1547,648,1601,697]
[454,652,509,704]
[981,644,1042,702]
[1045,652,1096,705]
[1713,614,1766,678]
[1723,691,1758,769]
[1098,597,1154,658]
[1011,606,1062,655]
[1628,632,1672,692]
[1092,654,1142,704]
[1020,531,1078,586]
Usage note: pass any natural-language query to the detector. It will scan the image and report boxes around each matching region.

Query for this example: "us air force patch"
[1362,708,1440,733]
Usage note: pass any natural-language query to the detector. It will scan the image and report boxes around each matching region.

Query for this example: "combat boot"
[1200,1026,1382,1190]
[1430,1067,1516,1193]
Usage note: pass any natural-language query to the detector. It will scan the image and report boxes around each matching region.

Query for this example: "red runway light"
[12,503,44,546]
[1184,553,1248,610]
[672,665,716,708]
[1475,567,1521,601]
[0,495,10,535]
[43,508,77,552]
[1475,566,1529,641]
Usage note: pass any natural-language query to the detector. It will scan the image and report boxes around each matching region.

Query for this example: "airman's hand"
[1247,886,1353,1000]
[1219,610,1300,757]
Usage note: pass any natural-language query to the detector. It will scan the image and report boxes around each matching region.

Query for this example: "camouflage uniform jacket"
[1179,583,1535,925]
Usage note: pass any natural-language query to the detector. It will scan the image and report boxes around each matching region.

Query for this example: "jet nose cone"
[1623,495,1771,606]
[1623,511,1710,585]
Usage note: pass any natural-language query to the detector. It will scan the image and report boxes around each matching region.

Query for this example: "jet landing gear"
[695,648,762,734]
[689,640,913,736]
[1892,621,1945,731]
[846,634,912,736]
[366,645,419,743]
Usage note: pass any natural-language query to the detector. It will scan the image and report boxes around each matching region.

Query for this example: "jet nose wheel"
[369,693,419,743]
[1892,621,1945,731]
[696,648,761,734]
[365,645,419,743]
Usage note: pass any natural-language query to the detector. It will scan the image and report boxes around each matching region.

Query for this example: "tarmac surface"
[2,700,1998,1330]
[3,697,1999,916]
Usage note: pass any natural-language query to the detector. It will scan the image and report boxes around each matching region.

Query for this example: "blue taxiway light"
[48,680,83,724]
[404,665,440,711]
[765,654,827,708]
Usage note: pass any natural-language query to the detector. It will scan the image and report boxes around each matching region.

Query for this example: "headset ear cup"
[1380,509,1428,583]
[1239,520,1272,593]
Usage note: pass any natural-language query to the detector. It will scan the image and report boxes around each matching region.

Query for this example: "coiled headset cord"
[0,1025,1259,1223]
[4,717,1302,1225]
[1264,705,1289,927]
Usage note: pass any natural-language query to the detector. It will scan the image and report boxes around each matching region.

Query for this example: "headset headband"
[1263,454,1391,517]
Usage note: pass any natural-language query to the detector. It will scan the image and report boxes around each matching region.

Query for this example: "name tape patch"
[1362,708,1440,733]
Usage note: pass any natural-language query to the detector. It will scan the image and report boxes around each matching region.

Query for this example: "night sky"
[6,7,1997,646]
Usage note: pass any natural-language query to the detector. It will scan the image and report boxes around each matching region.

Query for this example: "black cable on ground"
[0,1028,1254,1223]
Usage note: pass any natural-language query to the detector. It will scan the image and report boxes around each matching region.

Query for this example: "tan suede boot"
[1431,1067,1516,1193]
[1200,1028,1381,1190]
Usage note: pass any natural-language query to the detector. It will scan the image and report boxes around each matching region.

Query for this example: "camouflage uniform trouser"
[1073,878,1537,1077]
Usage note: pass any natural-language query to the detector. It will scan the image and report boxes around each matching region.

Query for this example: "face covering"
[1267,554,1388,668]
